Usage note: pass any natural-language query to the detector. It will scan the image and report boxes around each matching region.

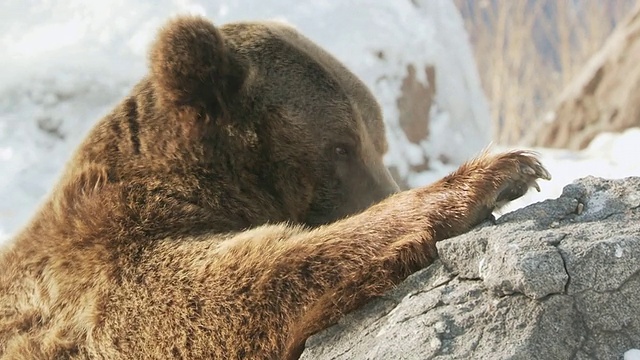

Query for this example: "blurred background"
[1,0,639,242]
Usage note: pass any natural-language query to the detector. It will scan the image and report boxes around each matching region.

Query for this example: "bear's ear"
[149,16,246,115]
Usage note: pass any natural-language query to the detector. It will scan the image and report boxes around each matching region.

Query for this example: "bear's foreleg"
[281,150,549,358]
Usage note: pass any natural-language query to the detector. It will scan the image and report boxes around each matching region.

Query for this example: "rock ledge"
[301,177,640,360]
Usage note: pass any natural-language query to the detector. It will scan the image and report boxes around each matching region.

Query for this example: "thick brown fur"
[0,16,550,359]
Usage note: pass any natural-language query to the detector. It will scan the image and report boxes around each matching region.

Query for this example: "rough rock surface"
[301,176,640,359]
[529,2,640,150]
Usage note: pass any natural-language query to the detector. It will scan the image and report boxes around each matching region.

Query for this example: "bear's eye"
[335,146,349,158]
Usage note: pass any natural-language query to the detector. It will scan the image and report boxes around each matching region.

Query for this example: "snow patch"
[478,257,486,277]
[625,349,640,360]
[587,192,610,215]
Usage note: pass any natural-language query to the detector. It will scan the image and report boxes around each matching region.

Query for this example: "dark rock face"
[301,177,640,360]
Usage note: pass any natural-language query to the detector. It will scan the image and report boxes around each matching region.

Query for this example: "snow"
[626,349,640,360]
[615,244,624,258]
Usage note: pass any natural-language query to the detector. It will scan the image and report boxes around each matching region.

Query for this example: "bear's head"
[66,16,399,234]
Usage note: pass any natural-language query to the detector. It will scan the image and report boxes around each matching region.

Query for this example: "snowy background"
[0,0,639,241]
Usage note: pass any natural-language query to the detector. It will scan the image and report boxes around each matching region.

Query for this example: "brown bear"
[0,16,550,360]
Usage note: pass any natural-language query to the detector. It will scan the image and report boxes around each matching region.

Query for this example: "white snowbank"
[0,0,489,241]
[626,349,640,360]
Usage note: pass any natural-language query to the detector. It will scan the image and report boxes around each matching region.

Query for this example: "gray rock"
[301,177,640,360]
